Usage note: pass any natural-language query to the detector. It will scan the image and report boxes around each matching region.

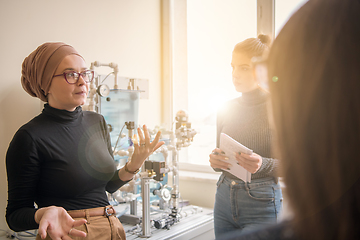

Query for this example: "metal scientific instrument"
[84,61,200,238]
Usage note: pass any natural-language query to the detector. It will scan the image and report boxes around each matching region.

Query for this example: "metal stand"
[171,148,180,218]
[140,176,152,238]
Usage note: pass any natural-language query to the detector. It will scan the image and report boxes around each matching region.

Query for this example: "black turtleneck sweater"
[216,88,279,180]
[6,104,128,232]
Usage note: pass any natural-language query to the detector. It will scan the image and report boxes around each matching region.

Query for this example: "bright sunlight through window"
[184,0,308,166]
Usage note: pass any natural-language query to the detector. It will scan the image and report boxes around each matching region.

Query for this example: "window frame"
[161,0,275,174]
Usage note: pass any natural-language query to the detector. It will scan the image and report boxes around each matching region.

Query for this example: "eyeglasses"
[53,70,95,84]
[251,56,278,92]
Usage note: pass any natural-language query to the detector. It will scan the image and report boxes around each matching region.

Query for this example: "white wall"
[179,172,219,209]
[0,0,162,231]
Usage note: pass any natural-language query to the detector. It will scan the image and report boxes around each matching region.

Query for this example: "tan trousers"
[36,206,126,240]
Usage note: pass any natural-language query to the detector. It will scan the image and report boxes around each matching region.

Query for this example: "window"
[177,0,308,169]
[184,0,257,166]
[275,0,308,36]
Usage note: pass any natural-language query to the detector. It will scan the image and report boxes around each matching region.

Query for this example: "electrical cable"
[100,72,115,84]
[178,195,184,216]
[112,123,126,154]
[115,206,129,218]
[0,229,9,238]
[0,229,37,240]
[17,230,37,237]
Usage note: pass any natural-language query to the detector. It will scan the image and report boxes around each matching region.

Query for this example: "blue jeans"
[214,174,283,239]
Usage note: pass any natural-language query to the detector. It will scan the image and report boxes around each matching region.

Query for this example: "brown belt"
[68,206,116,218]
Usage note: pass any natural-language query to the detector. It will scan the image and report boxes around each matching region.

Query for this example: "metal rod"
[171,149,179,214]
[141,177,151,237]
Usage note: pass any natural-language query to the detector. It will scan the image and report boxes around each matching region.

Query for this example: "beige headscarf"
[21,42,83,102]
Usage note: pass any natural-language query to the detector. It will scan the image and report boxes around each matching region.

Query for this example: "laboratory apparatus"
[82,61,212,239]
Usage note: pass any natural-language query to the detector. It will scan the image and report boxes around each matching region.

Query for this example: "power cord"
[0,229,15,239]
[0,229,37,239]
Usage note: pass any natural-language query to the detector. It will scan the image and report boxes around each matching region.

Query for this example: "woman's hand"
[120,125,164,180]
[209,148,232,170]
[35,206,87,240]
[130,125,165,168]
[235,152,262,174]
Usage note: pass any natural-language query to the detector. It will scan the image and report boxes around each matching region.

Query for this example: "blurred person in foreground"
[219,0,360,239]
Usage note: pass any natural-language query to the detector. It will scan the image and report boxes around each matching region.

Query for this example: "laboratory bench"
[0,204,214,240]
[118,203,214,240]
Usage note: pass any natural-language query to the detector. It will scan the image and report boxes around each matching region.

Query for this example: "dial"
[97,84,110,97]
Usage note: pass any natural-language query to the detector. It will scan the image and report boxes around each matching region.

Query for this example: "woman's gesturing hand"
[36,206,87,240]
[127,125,165,172]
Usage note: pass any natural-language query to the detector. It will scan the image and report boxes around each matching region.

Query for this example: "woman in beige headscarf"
[6,42,164,240]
